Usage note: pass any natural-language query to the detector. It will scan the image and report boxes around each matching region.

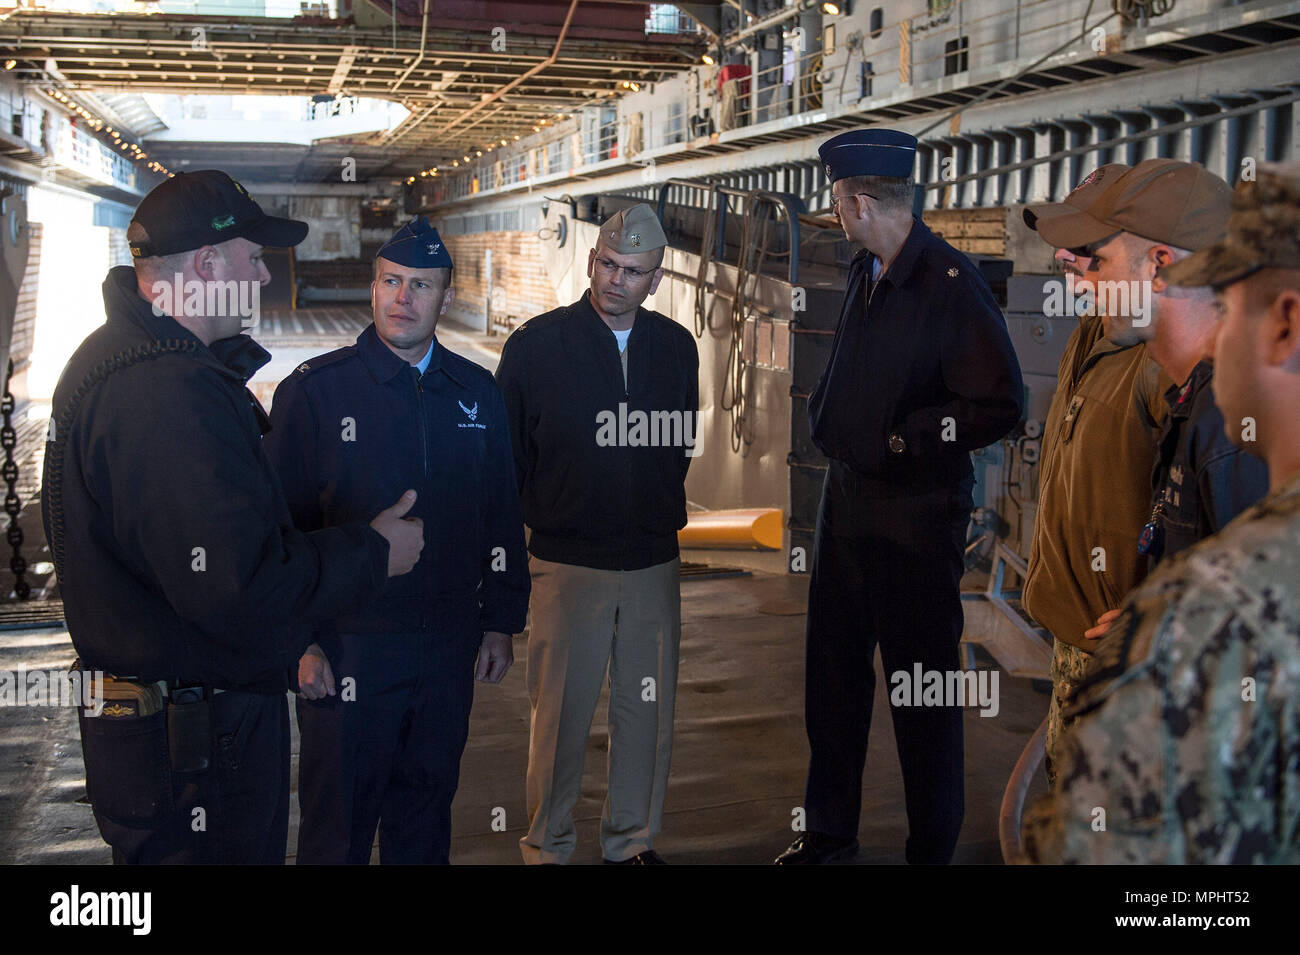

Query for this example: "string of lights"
[405,113,570,185]
[42,87,173,178]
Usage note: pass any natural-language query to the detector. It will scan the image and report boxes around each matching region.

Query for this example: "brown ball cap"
[1024,159,1231,252]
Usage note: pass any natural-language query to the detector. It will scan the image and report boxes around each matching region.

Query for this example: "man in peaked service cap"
[1022,163,1300,863]
[42,170,425,863]
[497,203,699,864]
[265,215,530,864]
[775,130,1024,864]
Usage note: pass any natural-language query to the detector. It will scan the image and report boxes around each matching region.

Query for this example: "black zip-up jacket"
[495,291,699,571]
[809,217,1025,492]
[1147,359,1270,565]
[41,266,390,693]
[264,324,530,636]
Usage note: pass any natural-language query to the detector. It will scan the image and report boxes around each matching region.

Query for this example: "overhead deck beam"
[0,10,702,170]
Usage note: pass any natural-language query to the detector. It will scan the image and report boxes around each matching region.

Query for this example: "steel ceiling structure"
[0,1,709,183]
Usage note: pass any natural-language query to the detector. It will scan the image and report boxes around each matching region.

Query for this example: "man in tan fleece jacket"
[1020,161,1230,779]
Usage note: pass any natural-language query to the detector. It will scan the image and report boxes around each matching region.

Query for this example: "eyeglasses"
[830,191,879,210]
[594,256,656,280]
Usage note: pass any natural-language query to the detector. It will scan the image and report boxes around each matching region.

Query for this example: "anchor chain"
[3,358,29,599]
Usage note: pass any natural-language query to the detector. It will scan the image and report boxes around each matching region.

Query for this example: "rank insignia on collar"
[947,267,959,278]
[297,362,310,373]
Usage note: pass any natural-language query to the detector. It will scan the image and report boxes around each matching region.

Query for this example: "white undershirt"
[612,328,632,353]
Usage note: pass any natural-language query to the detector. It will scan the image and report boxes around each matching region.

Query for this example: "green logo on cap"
[212,214,236,229]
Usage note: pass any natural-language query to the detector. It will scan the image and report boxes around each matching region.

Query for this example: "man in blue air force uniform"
[776,129,1024,865]
[265,217,530,864]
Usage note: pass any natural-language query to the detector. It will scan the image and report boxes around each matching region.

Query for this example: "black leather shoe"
[604,850,667,865]
[774,833,859,865]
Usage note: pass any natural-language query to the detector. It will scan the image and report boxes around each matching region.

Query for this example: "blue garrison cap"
[818,129,918,183]
[375,216,454,269]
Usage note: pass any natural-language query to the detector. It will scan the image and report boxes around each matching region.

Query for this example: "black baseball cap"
[128,169,308,258]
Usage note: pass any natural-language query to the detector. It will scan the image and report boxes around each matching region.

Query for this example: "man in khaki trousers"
[495,205,699,864]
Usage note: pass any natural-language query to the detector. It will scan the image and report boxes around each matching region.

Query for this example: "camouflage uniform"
[1045,640,1093,785]
[1024,469,1300,864]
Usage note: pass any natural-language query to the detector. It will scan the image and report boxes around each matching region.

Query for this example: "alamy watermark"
[0,666,104,715]
[596,403,701,457]
[889,664,999,717]
[50,885,151,935]
[1042,278,1152,325]
[151,276,262,328]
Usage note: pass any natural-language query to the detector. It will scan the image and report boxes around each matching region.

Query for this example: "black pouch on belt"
[74,660,173,830]
[166,685,212,774]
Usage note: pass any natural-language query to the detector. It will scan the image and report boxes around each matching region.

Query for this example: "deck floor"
[0,570,1049,865]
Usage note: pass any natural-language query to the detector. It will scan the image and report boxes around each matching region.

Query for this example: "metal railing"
[655,177,805,284]
[914,83,1300,209]
[645,3,702,35]
[714,46,826,132]
[427,0,1264,208]
[712,0,1121,132]
[1000,715,1047,864]
[53,121,137,190]
[305,95,360,121]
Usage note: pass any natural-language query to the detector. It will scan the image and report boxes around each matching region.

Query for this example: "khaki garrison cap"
[1161,161,1300,289]
[599,204,667,254]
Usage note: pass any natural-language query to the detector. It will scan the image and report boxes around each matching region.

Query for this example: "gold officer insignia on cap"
[947,267,959,277]
[630,233,641,247]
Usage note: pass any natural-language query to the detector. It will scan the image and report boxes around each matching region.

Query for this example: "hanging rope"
[693,187,718,339]
[721,195,776,454]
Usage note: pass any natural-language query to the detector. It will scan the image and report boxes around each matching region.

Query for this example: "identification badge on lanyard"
[1137,500,1165,556]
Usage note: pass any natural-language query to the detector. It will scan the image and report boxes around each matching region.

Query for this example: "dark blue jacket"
[265,324,529,636]
[42,266,390,693]
[809,218,1024,491]
[1147,359,1269,565]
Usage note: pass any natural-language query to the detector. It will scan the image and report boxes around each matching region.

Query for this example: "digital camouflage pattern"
[1023,472,1300,864]
[1161,160,1300,289]
[1044,638,1092,787]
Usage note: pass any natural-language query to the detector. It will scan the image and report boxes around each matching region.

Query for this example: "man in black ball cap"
[265,216,529,864]
[43,170,424,864]
[775,130,1024,864]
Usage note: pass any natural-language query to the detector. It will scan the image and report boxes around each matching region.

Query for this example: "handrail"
[999,714,1047,864]
[656,178,805,284]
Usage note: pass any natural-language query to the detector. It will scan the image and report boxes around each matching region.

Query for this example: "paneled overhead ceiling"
[0,1,712,183]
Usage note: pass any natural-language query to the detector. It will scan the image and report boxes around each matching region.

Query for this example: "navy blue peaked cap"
[376,215,454,269]
[818,129,918,182]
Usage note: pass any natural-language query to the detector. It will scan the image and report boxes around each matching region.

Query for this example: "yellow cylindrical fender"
[678,508,783,550]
